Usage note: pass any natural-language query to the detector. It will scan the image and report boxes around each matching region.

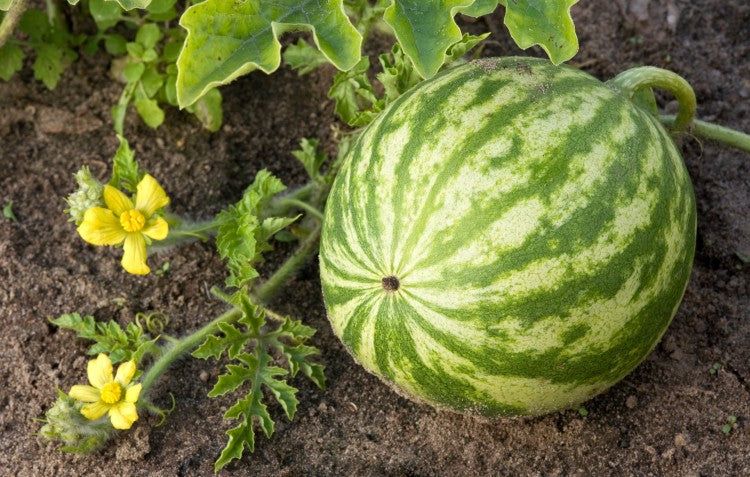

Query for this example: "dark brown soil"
[2,1,749,475]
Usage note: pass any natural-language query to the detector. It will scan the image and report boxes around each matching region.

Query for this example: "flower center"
[120,209,146,232]
[100,382,122,404]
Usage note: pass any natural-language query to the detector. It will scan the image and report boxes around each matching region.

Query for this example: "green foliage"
[0,44,24,81]
[500,0,579,66]
[292,138,327,184]
[383,0,474,79]
[327,35,484,127]
[108,135,141,192]
[383,0,578,80]
[0,0,14,11]
[192,291,325,471]
[282,38,330,76]
[215,170,299,289]
[176,0,362,108]
[722,415,738,435]
[50,312,159,364]
[3,200,17,222]
[328,57,383,127]
[10,8,79,89]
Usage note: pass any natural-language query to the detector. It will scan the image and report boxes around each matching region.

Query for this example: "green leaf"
[458,0,498,17]
[209,363,255,396]
[185,88,223,132]
[104,34,128,56]
[161,41,182,63]
[109,135,141,192]
[2,201,17,222]
[444,32,489,64]
[134,98,165,128]
[215,420,256,471]
[283,38,329,76]
[215,170,290,289]
[328,57,383,126]
[176,0,362,108]
[18,9,49,42]
[136,23,162,50]
[0,44,24,81]
[383,0,474,79]
[376,43,422,103]
[291,138,327,182]
[123,61,145,82]
[109,0,151,12]
[140,66,164,97]
[33,44,66,89]
[0,0,14,11]
[499,0,579,65]
[88,0,122,30]
[49,313,156,364]
[125,41,144,58]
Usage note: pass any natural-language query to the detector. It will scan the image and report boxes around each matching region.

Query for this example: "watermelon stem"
[607,66,696,134]
[659,114,750,153]
[254,223,322,304]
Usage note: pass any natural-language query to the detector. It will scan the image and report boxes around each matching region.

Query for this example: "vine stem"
[0,0,29,49]
[659,115,750,153]
[254,224,322,303]
[139,307,242,397]
[275,197,324,221]
[608,66,697,133]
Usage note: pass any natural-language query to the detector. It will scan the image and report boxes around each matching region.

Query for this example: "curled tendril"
[143,392,177,427]
[135,311,170,335]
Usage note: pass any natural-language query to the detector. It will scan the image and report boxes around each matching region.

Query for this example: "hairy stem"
[275,198,324,221]
[659,115,750,153]
[140,307,242,397]
[150,217,218,252]
[254,224,322,303]
[0,0,29,49]
[608,66,697,133]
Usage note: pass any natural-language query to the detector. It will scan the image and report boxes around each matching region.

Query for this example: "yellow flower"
[77,174,169,275]
[69,354,142,430]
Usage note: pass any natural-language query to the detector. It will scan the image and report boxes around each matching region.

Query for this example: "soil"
[1,1,749,476]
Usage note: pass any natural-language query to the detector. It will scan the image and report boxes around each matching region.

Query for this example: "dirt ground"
[1,1,749,475]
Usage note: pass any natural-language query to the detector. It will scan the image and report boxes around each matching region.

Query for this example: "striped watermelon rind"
[319,57,696,416]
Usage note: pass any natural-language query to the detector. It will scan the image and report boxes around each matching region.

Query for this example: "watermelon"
[319,57,696,416]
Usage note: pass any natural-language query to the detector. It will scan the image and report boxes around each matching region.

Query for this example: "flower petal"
[69,385,101,403]
[87,354,113,389]
[142,216,168,241]
[115,360,136,386]
[103,185,134,216]
[81,401,110,420]
[125,383,142,403]
[109,402,138,429]
[135,174,170,218]
[121,234,150,275]
[77,208,126,246]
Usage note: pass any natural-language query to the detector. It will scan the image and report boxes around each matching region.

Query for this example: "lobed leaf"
[215,170,296,289]
[108,135,141,192]
[0,44,24,81]
[291,138,327,183]
[283,38,329,76]
[382,0,474,79]
[500,0,579,65]
[176,0,362,108]
[50,313,156,364]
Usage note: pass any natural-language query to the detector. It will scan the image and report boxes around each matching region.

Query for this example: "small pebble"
[199,370,209,382]
[318,401,328,412]
[346,401,358,413]
[674,433,687,447]
[626,395,638,409]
